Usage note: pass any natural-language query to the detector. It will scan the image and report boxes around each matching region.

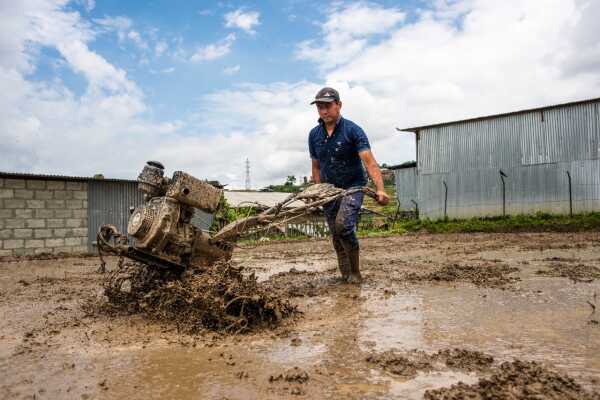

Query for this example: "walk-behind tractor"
[97,161,375,272]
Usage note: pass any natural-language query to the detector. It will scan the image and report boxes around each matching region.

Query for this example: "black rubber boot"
[340,239,361,284]
[333,237,350,282]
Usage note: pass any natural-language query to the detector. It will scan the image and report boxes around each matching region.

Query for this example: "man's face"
[316,101,341,123]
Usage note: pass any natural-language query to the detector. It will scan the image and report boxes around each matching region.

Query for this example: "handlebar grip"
[363,187,378,199]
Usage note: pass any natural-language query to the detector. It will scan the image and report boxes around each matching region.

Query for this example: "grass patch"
[358,212,600,236]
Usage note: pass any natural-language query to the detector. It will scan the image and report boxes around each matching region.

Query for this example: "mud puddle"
[91,277,600,399]
[2,232,600,399]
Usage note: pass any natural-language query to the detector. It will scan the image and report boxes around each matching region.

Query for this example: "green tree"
[285,175,297,186]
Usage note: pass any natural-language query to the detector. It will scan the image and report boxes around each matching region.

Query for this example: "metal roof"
[386,161,417,170]
[0,171,137,183]
[224,191,303,208]
[398,97,600,132]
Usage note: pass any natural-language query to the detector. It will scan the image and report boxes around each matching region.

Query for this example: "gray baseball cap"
[310,87,340,104]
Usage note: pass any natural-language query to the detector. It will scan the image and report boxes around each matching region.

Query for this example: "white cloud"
[325,0,600,126]
[154,40,168,57]
[3,0,600,191]
[190,33,236,62]
[156,82,322,187]
[194,0,600,188]
[76,0,95,12]
[127,30,147,50]
[223,64,240,75]
[0,0,148,177]
[94,15,132,42]
[296,2,405,69]
[224,9,260,34]
[95,16,149,51]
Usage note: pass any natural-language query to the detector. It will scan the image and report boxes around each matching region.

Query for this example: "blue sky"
[49,0,420,122]
[1,0,599,188]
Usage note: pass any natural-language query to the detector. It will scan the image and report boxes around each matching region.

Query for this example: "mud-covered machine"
[97,161,375,272]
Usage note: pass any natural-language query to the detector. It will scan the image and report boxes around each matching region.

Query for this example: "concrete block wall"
[0,178,88,257]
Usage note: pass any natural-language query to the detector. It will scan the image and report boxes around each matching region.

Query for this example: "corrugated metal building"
[394,98,600,219]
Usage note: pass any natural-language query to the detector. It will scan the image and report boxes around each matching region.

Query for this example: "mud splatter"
[93,260,297,334]
[424,360,600,400]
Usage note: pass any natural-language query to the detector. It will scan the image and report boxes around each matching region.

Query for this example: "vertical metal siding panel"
[521,102,596,165]
[191,209,214,232]
[395,168,418,210]
[571,159,600,213]
[88,181,145,250]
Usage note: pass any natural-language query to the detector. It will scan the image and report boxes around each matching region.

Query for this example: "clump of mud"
[406,263,520,288]
[536,263,600,283]
[98,261,297,334]
[437,348,495,372]
[366,348,494,379]
[264,268,338,297]
[366,350,434,378]
[424,360,600,400]
[269,367,310,384]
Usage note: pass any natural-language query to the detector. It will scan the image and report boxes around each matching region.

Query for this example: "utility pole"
[245,158,251,191]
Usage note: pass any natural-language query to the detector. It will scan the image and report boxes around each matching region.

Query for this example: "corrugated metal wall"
[394,168,418,211]
[88,181,216,250]
[87,180,145,251]
[191,209,214,233]
[397,100,600,219]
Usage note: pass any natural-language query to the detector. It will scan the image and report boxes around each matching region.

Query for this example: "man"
[308,87,390,283]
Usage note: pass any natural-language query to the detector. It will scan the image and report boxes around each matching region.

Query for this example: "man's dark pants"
[323,190,364,281]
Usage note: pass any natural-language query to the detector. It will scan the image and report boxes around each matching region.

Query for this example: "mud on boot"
[333,237,350,282]
[341,240,362,284]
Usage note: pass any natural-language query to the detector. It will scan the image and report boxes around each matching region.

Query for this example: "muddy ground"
[1,232,600,399]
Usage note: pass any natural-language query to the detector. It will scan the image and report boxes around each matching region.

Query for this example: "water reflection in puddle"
[359,292,425,352]
[384,370,479,400]
[262,336,327,367]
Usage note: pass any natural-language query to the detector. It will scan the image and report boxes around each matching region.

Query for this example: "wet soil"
[424,360,600,400]
[1,232,600,399]
[405,262,520,288]
[536,259,600,283]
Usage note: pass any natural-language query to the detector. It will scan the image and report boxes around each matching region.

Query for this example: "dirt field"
[1,232,600,399]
